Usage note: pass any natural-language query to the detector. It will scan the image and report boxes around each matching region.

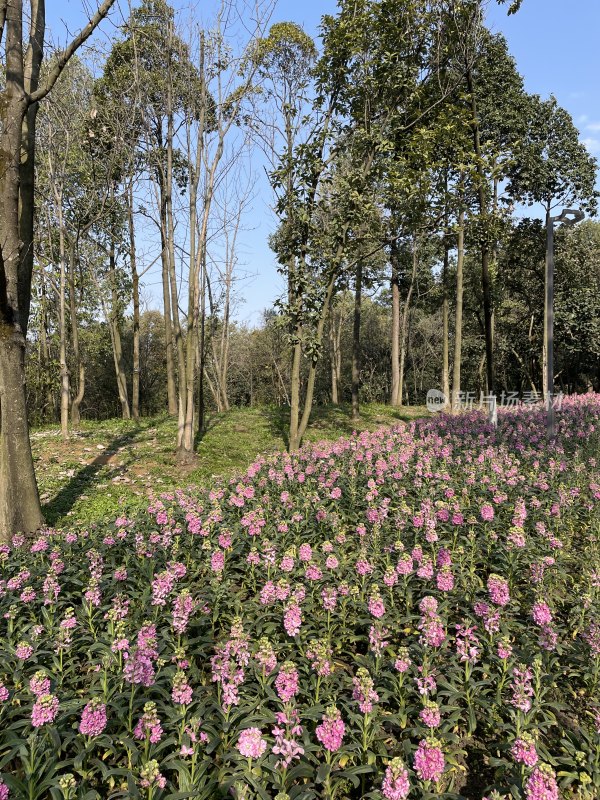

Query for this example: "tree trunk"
[442,231,450,406]
[0,64,45,539]
[56,199,70,441]
[160,204,177,415]
[0,333,45,539]
[296,271,337,445]
[108,241,130,420]
[329,301,342,404]
[39,281,55,420]
[289,335,303,452]
[398,241,418,408]
[0,0,116,543]
[451,208,465,410]
[466,66,494,394]
[351,261,363,420]
[128,182,140,422]
[390,238,401,406]
[69,242,85,427]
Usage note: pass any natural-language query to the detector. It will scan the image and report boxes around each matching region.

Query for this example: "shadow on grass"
[193,411,226,449]
[264,405,290,450]
[42,422,151,526]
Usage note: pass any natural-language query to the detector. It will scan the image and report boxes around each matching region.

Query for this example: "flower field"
[1,397,600,800]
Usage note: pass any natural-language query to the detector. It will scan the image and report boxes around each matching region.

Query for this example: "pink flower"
[31,694,59,727]
[134,702,163,743]
[321,587,338,611]
[497,638,513,660]
[283,602,302,637]
[480,504,494,522]
[211,550,225,573]
[237,727,267,759]
[298,543,312,562]
[369,624,389,657]
[315,706,345,752]
[511,734,538,767]
[0,683,9,702]
[525,764,559,800]
[436,567,454,591]
[275,662,299,702]
[172,671,193,705]
[15,642,33,660]
[368,589,386,618]
[419,703,441,729]
[413,738,445,783]
[0,782,8,800]
[352,667,379,713]
[532,602,553,626]
[29,671,50,697]
[510,664,534,713]
[394,648,411,673]
[79,698,107,736]
[139,759,166,789]
[381,757,410,800]
[271,709,304,768]
[487,574,510,606]
[254,638,277,675]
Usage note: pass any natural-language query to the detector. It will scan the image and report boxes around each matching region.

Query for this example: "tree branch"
[28,0,116,105]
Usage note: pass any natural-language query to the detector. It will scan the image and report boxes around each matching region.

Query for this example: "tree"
[507,94,598,393]
[0,0,116,542]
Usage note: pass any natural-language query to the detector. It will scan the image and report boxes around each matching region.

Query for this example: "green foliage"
[507,94,598,213]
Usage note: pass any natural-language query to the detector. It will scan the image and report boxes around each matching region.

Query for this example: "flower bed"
[1,396,600,799]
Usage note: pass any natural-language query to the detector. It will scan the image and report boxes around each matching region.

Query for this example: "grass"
[31,403,428,528]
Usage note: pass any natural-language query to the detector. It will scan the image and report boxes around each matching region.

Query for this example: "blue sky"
[47,0,600,325]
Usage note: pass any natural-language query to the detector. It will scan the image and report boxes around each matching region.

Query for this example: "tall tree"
[0,0,116,542]
[507,94,597,394]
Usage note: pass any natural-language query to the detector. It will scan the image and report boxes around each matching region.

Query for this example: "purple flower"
[413,737,445,783]
[532,602,553,626]
[381,757,410,800]
[29,671,51,697]
[275,662,299,702]
[316,706,345,752]
[15,642,33,660]
[487,574,510,606]
[134,702,163,743]
[352,667,379,713]
[31,694,59,727]
[525,763,559,800]
[419,703,441,729]
[79,698,107,736]
[511,733,538,767]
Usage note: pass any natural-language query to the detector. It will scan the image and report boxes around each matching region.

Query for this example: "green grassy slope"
[31,403,428,527]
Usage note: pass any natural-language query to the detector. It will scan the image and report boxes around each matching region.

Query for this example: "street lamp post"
[545,207,584,437]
